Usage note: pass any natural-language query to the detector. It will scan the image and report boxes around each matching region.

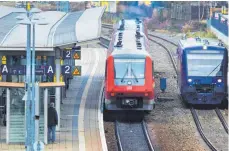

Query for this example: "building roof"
[0,5,105,51]
[0,5,26,18]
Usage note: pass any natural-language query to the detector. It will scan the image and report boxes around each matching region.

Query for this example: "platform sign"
[45,65,55,76]
[10,65,25,75]
[73,51,81,60]
[1,65,25,75]
[63,50,71,59]
[2,56,6,65]
[72,66,81,76]
[1,65,55,75]
[35,65,46,75]
[63,46,81,60]
[62,65,72,75]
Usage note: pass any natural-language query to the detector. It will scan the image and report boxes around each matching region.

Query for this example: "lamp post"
[31,17,48,144]
[17,5,48,151]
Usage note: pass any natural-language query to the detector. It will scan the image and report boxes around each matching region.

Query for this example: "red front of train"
[104,53,155,111]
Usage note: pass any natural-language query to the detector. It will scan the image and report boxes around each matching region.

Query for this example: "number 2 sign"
[63,50,71,59]
[61,65,72,75]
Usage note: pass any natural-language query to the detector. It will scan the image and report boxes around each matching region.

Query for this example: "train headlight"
[188,79,192,83]
[217,79,222,83]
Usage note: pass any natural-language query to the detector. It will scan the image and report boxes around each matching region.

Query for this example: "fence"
[210,13,228,36]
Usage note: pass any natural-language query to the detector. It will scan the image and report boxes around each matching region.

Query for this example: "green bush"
[186,30,217,39]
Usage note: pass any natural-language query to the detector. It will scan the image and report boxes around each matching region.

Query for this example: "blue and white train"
[177,37,228,105]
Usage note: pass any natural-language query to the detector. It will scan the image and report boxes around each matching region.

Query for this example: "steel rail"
[115,120,123,151]
[142,120,155,151]
[148,33,178,47]
[190,108,217,151]
[148,36,178,75]
[215,108,228,134]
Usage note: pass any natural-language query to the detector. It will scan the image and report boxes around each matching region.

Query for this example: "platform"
[0,48,107,151]
[0,4,106,149]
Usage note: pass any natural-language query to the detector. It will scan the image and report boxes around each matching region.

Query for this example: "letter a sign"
[1,65,9,75]
[45,65,55,76]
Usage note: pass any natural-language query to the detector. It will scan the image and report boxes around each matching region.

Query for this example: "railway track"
[215,108,228,134]
[115,120,154,151]
[147,34,228,151]
[190,108,217,151]
[101,25,228,151]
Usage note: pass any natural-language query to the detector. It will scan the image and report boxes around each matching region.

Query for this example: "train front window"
[187,52,224,77]
[114,59,145,79]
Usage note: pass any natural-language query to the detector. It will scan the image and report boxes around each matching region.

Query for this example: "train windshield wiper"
[131,68,139,83]
[207,62,222,77]
[121,67,128,82]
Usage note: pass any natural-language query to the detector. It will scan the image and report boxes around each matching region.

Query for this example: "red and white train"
[104,19,155,111]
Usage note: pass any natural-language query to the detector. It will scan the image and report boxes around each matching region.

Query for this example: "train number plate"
[122,99,138,107]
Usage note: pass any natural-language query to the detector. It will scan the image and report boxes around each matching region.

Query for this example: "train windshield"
[187,51,224,77]
[114,59,145,79]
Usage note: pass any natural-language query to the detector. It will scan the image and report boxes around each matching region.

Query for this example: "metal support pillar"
[25,20,32,151]
[55,59,61,131]
[55,48,61,131]
[31,23,36,147]
[44,88,48,144]
[35,83,39,141]
[6,88,10,144]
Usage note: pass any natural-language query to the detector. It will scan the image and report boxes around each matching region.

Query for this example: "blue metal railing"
[209,13,228,37]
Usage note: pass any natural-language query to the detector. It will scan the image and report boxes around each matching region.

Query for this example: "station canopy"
[0,5,105,51]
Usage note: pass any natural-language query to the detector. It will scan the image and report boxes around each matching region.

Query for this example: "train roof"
[116,18,145,32]
[113,30,147,51]
[111,30,150,58]
[178,37,226,49]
